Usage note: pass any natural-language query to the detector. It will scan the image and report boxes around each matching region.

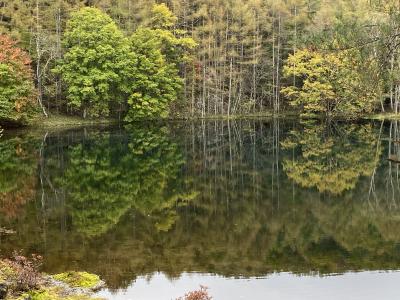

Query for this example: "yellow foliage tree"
[281,48,381,118]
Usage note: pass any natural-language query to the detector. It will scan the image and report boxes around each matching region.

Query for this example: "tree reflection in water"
[1,120,400,291]
[281,121,380,195]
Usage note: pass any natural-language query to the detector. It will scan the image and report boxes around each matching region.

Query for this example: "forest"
[2,0,400,125]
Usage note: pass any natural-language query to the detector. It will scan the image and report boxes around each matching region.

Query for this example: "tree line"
[2,0,400,124]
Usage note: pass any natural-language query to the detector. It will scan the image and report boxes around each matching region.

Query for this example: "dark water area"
[1,119,400,299]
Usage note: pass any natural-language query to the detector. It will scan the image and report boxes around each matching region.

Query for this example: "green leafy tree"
[124,28,183,120]
[151,3,178,29]
[0,35,37,125]
[124,4,196,121]
[56,7,130,118]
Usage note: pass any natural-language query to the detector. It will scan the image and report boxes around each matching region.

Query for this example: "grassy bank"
[16,111,400,131]
[34,114,119,129]
[366,113,400,121]
[32,111,298,128]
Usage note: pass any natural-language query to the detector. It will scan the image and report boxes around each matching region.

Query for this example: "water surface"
[1,119,400,299]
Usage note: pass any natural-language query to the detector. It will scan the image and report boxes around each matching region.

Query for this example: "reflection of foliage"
[126,127,198,231]
[281,123,380,195]
[3,120,400,292]
[58,141,133,237]
[0,135,37,220]
[57,126,196,237]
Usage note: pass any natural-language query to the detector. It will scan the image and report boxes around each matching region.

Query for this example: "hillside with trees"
[2,0,400,123]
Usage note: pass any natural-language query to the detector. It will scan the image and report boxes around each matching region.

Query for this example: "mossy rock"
[52,272,101,289]
[0,260,16,281]
[18,288,59,300]
[18,288,103,300]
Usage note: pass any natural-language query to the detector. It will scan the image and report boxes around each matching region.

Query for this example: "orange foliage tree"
[0,34,36,125]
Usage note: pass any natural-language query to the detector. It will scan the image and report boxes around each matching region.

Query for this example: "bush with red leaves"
[4,251,43,291]
[176,286,212,300]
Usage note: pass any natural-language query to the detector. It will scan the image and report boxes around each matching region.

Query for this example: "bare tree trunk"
[390,53,395,111]
[228,57,233,116]
[272,12,276,112]
[36,0,48,117]
[55,6,62,113]
[275,13,281,113]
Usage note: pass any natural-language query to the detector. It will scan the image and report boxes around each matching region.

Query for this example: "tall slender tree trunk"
[228,57,233,116]
[272,12,276,112]
[275,13,281,113]
[36,0,48,117]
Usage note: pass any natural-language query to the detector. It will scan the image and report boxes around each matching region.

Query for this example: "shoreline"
[3,112,400,131]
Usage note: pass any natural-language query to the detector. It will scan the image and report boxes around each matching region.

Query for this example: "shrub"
[4,252,43,291]
[53,271,101,289]
[176,286,212,300]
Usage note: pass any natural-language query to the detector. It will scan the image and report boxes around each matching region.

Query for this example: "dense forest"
[2,0,400,123]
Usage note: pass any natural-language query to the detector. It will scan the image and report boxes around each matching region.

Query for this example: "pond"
[1,119,400,299]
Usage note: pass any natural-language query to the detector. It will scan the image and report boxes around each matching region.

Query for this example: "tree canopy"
[56,7,130,118]
[55,4,195,120]
[281,49,381,118]
[124,4,196,121]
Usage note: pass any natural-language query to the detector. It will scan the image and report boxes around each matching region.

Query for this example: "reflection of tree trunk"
[39,131,48,249]
[228,119,233,174]
[39,132,60,211]
[368,120,384,208]
[387,121,400,209]
[272,118,280,210]
[390,53,395,111]
[393,121,399,208]
[39,132,48,210]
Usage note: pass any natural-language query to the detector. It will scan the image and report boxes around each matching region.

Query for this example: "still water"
[1,119,400,299]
